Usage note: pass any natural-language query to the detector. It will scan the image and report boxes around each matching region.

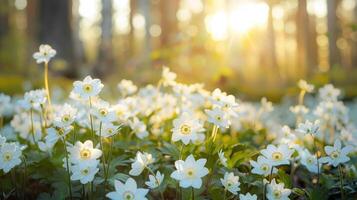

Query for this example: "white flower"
[161,66,177,86]
[0,135,6,146]
[266,179,291,200]
[45,126,73,145]
[239,193,258,200]
[70,161,99,184]
[260,144,294,167]
[92,100,116,123]
[19,89,47,110]
[260,97,273,113]
[33,44,56,63]
[289,105,308,115]
[318,84,340,101]
[320,139,353,167]
[170,154,209,189]
[118,79,137,97]
[218,149,228,167]
[296,120,319,135]
[205,107,230,129]
[220,172,240,195]
[298,80,314,93]
[129,118,148,139]
[171,112,205,145]
[98,122,120,138]
[0,93,11,116]
[68,140,102,165]
[299,149,320,173]
[129,151,155,176]
[211,88,238,117]
[53,103,77,127]
[72,76,104,99]
[38,140,55,155]
[250,156,278,177]
[145,171,164,189]
[0,143,22,173]
[106,177,149,200]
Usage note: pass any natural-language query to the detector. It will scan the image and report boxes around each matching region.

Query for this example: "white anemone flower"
[220,172,240,195]
[145,171,164,189]
[266,179,291,200]
[296,120,320,135]
[298,80,314,93]
[53,103,77,127]
[33,44,56,63]
[19,89,47,110]
[320,139,353,167]
[92,100,116,123]
[318,84,340,101]
[72,76,104,100]
[260,144,294,167]
[129,151,155,176]
[239,193,258,200]
[129,118,148,139]
[45,126,73,145]
[161,66,177,86]
[298,149,321,173]
[250,156,278,177]
[98,122,120,138]
[205,107,230,129]
[68,140,102,165]
[218,149,228,167]
[117,79,138,97]
[171,112,205,145]
[170,154,209,189]
[70,160,100,184]
[106,177,149,200]
[0,143,22,173]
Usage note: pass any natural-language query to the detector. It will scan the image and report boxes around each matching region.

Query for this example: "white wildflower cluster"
[1,48,356,199]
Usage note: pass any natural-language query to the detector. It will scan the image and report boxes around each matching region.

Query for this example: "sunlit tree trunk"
[266,1,278,70]
[139,0,151,61]
[72,0,85,70]
[94,0,113,78]
[351,4,357,68]
[327,0,341,69]
[160,0,179,48]
[129,0,136,56]
[38,0,77,78]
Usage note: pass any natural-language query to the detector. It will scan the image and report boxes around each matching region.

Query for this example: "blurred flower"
[19,89,47,110]
[260,97,273,113]
[318,84,340,102]
[0,93,12,117]
[266,179,291,200]
[170,154,209,188]
[161,66,177,86]
[117,79,138,97]
[106,177,149,200]
[98,122,120,138]
[320,139,353,167]
[289,105,308,115]
[33,44,56,63]
[92,100,116,123]
[171,112,205,145]
[70,160,99,184]
[298,80,314,93]
[45,126,73,145]
[218,149,228,167]
[298,148,321,173]
[129,118,148,139]
[239,193,258,200]
[53,103,77,128]
[205,107,230,129]
[250,156,277,177]
[72,76,104,100]
[296,120,320,135]
[220,172,240,195]
[0,142,22,173]
[145,171,164,189]
[129,151,154,176]
[260,144,294,167]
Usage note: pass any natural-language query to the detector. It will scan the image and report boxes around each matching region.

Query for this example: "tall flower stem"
[62,137,73,200]
[262,178,266,200]
[310,134,320,185]
[44,62,52,107]
[211,125,218,142]
[223,189,227,200]
[339,165,344,200]
[29,108,36,144]
[88,97,95,140]
[191,187,195,200]
[98,122,108,189]
[21,156,27,200]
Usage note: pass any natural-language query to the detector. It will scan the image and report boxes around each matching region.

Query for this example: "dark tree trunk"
[38,0,77,78]
[327,0,341,68]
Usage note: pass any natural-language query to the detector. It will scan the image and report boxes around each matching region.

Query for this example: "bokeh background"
[1,0,357,101]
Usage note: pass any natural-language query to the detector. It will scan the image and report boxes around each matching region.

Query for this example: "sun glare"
[205,2,269,41]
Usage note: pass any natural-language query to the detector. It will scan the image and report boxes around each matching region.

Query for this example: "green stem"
[44,61,52,107]
[88,97,95,141]
[62,138,73,200]
[310,133,320,185]
[22,156,27,200]
[223,189,227,200]
[99,122,108,190]
[339,165,344,200]
[30,108,36,145]
[262,178,266,200]
[191,187,195,200]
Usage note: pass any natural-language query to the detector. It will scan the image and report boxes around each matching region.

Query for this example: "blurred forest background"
[1,0,357,101]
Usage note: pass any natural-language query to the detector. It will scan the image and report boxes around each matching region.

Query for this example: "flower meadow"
[0,45,357,200]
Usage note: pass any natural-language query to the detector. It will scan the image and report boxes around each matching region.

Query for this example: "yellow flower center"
[307,158,314,164]
[81,168,90,175]
[180,124,191,135]
[62,114,70,122]
[187,168,195,177]
[331,151,340,159]
[80,149,91,160]
[99,108,108,116]
[273,190,282,198]
[261,164,269,172]
[123,191,134,200]
[3,152,12,162]
[272,152,283,161]
[83,84,93,93]
[216,115,222,121]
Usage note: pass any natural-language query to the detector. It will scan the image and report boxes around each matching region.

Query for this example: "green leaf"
[277,169,292,188]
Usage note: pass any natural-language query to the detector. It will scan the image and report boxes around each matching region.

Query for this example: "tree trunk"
[327,0,341,69]
[351,4,357,68]
[38,0,77,78]
[160,0,179,47]
[266,2,278,70]
[129,0,137,56]
[93,0,113,79]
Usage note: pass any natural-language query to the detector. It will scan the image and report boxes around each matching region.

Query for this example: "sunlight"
[205,2,269,41]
